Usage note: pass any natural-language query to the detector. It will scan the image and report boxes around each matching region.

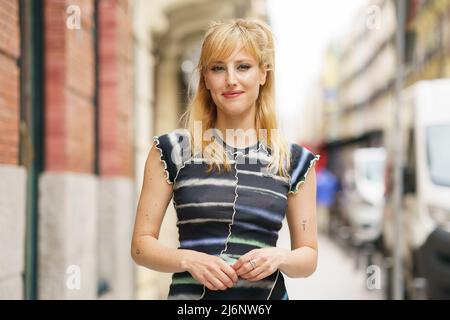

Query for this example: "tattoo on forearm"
[302,220,307,231]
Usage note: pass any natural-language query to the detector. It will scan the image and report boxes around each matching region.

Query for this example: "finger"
[220,262,239,283]
[202,276,220,291]
[208,276,227,291]
[204,280,218,291]
[232,250,257,270]
[231,258,244,271]
[236,258,258,276]
[236,261,251,276]
[215,269,235,289]
[241,265,263,280]
[247,269,269,282]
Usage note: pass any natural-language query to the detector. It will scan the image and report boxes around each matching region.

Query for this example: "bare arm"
[279,167,318,278]
[130,142,190,273]
[131,141,238,290]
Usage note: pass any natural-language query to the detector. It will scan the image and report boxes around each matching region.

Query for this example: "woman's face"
[204,47,267,118]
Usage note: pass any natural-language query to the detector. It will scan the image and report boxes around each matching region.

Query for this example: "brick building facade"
[0,0,135,299]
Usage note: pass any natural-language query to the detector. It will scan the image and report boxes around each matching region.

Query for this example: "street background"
[1,0,450,300]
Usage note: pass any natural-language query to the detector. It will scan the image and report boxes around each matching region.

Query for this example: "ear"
[259,65,267,86]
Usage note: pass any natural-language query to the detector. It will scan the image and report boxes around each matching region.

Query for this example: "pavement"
[278,221,384,300]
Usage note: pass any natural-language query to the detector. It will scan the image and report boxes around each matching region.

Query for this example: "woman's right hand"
[181,250,238,291]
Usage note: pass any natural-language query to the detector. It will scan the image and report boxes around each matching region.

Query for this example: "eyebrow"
[211,59,252,64]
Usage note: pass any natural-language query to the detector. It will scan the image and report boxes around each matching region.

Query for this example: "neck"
[214,106,258,149]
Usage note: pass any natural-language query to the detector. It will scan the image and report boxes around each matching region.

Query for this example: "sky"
[267,0,365,141]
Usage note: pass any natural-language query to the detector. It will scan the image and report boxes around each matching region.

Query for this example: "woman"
[131,18,320,300]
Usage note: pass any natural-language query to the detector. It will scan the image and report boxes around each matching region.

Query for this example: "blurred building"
[406,0,450,83]
[0,0,135,300]
[300,0,450,299]
[0,0,268,300]
[302,0,450,175]
[299,41,340,149]
[0,0,23,299]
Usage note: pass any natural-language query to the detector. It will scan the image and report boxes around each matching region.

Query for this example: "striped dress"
[153,129,319,300]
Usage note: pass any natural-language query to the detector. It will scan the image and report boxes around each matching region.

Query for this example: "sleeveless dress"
[153,129,319,300]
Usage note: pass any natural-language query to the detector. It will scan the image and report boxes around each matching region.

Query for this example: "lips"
[223,91,244,98]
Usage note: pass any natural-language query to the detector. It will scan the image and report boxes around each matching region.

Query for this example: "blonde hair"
[182,18,291,177]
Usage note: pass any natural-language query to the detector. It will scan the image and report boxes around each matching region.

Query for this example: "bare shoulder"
[143,140,173,189]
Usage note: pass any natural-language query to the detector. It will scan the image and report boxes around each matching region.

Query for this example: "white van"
[382,79,450,299]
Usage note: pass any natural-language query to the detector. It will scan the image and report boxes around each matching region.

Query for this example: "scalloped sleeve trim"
[288,153,320,195]
[153,135,173,185]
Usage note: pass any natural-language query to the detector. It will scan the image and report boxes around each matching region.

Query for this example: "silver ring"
[249,259,257,270]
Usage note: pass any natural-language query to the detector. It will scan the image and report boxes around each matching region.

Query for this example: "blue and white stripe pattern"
[153,129,319,300]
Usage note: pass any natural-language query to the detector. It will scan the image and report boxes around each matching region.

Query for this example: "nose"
[226,68,237,86]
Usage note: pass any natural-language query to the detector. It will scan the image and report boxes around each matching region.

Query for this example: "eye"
[238,64,251,70]
[211,65,224,72]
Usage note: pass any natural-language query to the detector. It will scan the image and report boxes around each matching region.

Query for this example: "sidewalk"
[278,222,384,300]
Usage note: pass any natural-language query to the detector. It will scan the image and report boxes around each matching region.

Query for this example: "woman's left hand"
[231,247,290,282]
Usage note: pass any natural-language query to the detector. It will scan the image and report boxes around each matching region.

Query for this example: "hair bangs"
[201,25,260,70]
